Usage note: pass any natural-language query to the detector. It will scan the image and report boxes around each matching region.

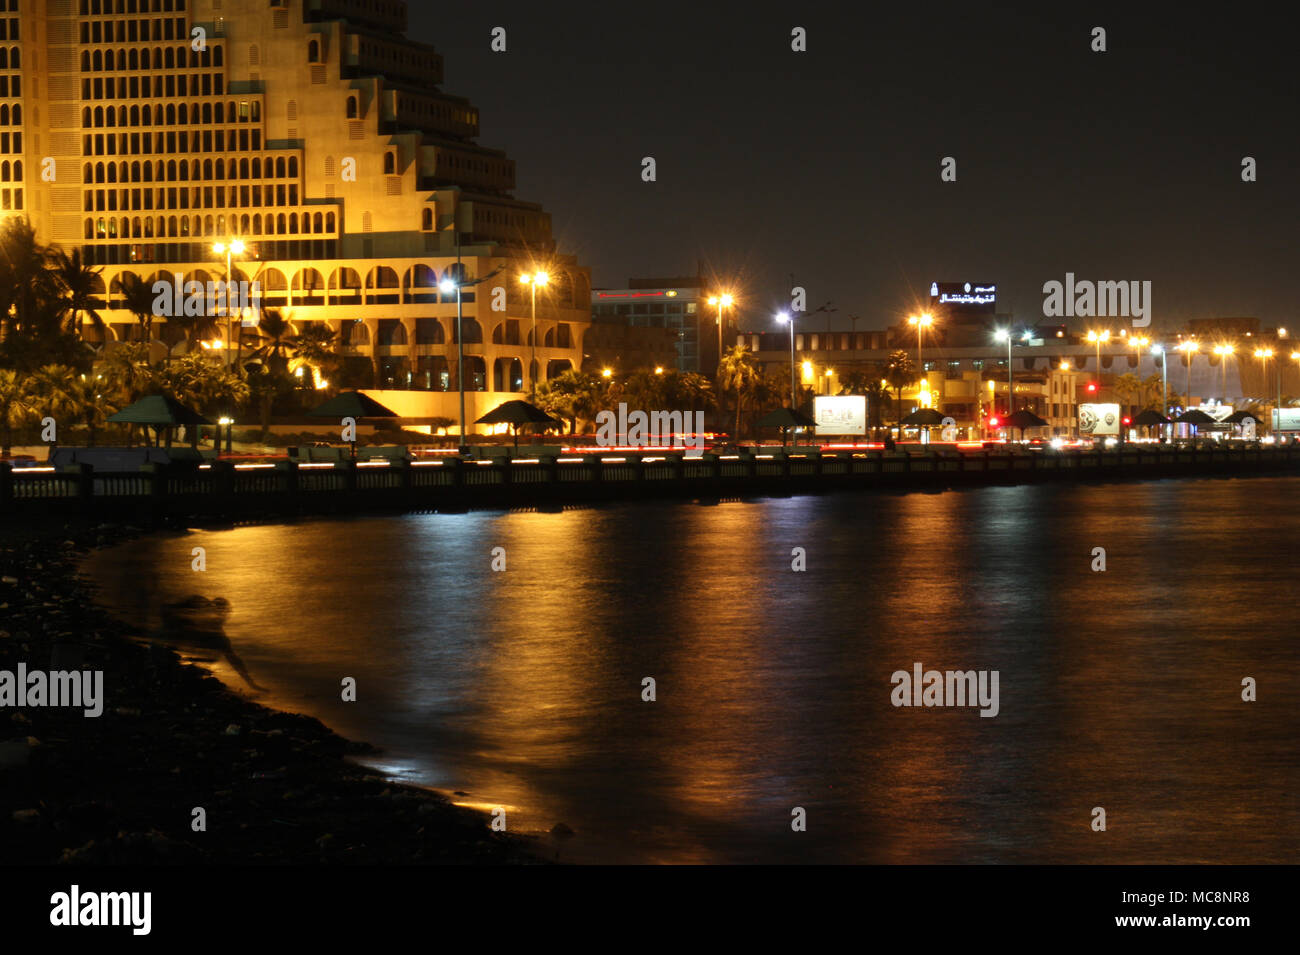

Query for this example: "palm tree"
[1113,372,1141,417]
[31,364,78,448]
[50,248,106,343]
[885,350,915,427]
[0,368,35,457]
[66,375,115,447]
[679,372,715,417]
[535,369,601,434]
[249,308,295,377]
[102,342,158,404]
[289,322,340,389]
[116,272,158,346]
[863,377,892,436]
[717,344,762,439]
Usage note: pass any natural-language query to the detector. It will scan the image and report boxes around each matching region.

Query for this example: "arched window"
[346,96,358,118]
[308,39,319,62]
[287,156,297,176]
[421,208,432,230]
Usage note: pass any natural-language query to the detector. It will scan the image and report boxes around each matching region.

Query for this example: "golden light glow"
[1177,340,1199,354]
[908,313,934,327]
[1060,361,1071,371]
[601,368,612,378]
[654,366,664,375]
[1254,347,1274,359]
[1086,329,1111,343]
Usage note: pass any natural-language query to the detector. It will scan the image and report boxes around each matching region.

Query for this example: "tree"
[885,350,915,426]
[0,368,35,456]
[249,308,294,378]
[863,377,892,436]
[716,344,762,438]
[102,342,157,404]
[290,322,341,389]
[50,248,105,344]
[66,375,115,447]
[30,364,78,449]
[534,369,601,434]
[1113,372,1141,415]
[116,272,158,346]
[678,372,715,416]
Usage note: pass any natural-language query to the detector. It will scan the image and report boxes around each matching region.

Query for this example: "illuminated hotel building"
[16,0,592,424]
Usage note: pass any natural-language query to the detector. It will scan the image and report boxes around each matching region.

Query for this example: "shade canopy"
[1176,409,1216,424]
[756,407,817,429]
[901,408,946,426]
[307,390,399,419]
[1223,410,1256,424]
[1003,409,1049,430]
[108,394,213,426]
[475,399,561,427]
[1132,409,1171,426]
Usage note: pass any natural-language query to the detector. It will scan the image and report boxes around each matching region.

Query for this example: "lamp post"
[908,312,933,404]
[1213,344,1234,403]
[1086,329,1111,393]
[1254,347,1275,433]
[776,311,796,408]
[1151,344,1168,439]
[440,263,505,454]
[519,270,549,396]
[707,293,734,375]
[211,239,247,453]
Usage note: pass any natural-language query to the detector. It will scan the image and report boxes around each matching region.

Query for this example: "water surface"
[84,477,1300,863]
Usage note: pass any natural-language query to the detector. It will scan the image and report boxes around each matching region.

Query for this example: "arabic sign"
[930,281,996,309]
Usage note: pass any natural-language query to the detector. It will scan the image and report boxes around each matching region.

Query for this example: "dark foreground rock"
[0,516,544,864]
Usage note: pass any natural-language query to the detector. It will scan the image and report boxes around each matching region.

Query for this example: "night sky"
[411,3,1297,333]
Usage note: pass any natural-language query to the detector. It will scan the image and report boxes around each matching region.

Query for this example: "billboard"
[1078,403,1121,436]
[929,281,996,311]
[1273,408,1300,431]
[814,395,866,435]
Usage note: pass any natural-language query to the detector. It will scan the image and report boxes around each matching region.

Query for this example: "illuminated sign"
[930,282,996,308]
[1078,403,1121,436]
[814,395,866,435]
[1272,408,1300,431]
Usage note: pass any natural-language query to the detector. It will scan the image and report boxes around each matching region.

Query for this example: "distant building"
[591,274,737,374]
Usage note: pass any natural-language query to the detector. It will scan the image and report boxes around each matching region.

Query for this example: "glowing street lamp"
[706,292,734,374]
[775,311,797,408]
[1086,329,1111,391]
[1255,347,1279,429]
[993,328,1032,419]
[519,270,550,395]
[907,313,934,393]
[1212,344,1234,402]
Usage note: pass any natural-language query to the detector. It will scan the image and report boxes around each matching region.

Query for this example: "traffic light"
[1122,416,1132,426]
[1086,382,1098,393]
[989,416,1000,428]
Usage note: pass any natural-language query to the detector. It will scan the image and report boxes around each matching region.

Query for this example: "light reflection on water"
[83,477,1300,863]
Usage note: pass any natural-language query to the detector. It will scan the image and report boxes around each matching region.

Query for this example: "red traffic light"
[1122,416,1132,425]
[989,416,1000,427]
[1086,382,1098,393]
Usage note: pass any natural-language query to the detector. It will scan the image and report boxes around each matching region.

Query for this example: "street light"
[707,292,734,374]
[1254,347,1278,431]
[519,270,549,396]
[440,262,505,453]
[993,328,1032,423]
[1212,344,1234,402]
[907,313,933,396]
[775,311,797,408]
[1151,344,1168,438]
[1086,329,1111,393]
[212,239,248,454]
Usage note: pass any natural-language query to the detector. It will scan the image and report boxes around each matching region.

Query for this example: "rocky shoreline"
[0,516,546,864]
